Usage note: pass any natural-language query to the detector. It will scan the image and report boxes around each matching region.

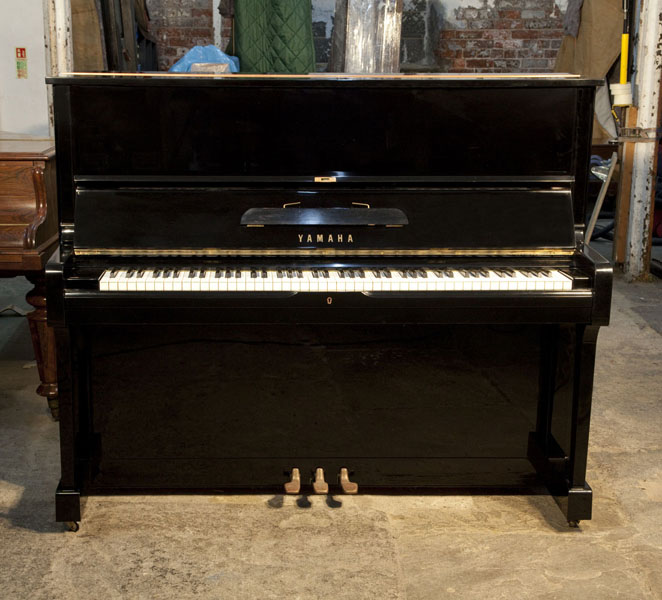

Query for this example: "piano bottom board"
[73,323,575,492]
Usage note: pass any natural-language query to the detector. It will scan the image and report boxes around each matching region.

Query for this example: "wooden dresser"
[0,133,59,418]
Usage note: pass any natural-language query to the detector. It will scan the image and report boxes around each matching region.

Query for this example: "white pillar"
[625,0,662,279]
[43,0,73,135]
[213,1,222,48]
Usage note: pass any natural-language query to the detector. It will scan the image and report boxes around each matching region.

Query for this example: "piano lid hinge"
[314,176,336,183]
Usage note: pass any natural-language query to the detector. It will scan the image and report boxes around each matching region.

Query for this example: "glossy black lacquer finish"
[46,75,611,527]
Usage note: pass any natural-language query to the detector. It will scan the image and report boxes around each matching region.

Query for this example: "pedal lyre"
[284,468,301,494]
[312,467,329,494]
[339,468,358,494]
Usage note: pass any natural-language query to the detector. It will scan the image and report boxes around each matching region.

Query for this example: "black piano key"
[357,269,365,278]
[372,269,381,278]
[188,270,197,278]
[382,269,392,278]
[215,268,223,278]
[173,269,180,278]
[338,270,345,278]
[407,270,418,278]
[432,269,442,278]
[163,270,172,278]
[347,270,355,278]
[417,269,428,278]
[109,269,119,278]
[154,269,162,278]
[478,269,489,278]
[251,270,257,278]
[286,269,293,278]
[225,269,232,279]
[459,269,470,278]
[262,269,268,278]
[126,269,135,278]
[296,270,303,278]
[322,270,329,278]
[199,269,206,278]
[235,270,242,278]
[493,269,504,278]
[520,270,532,278]
[277,269,284,278]
[444,269,455,278]
[312,269,319,278]
[136,269,145,278]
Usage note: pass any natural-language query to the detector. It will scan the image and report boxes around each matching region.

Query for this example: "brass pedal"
[339,468,358,494]
[312,467,329,494]
[284,468,301,494]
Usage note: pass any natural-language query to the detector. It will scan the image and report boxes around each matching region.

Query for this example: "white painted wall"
[0,0,50,136]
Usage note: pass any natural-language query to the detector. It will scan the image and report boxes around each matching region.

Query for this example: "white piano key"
[245,272,256,292]
[99,270,111,291]
[170,271,183,291]
[154,271,165,292]
[299,272,310,292]
[200,270,213,291]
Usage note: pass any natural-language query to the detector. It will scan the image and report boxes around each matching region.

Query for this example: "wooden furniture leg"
[26,274,58,419]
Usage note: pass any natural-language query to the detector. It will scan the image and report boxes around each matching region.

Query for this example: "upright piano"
[46,73,611,530]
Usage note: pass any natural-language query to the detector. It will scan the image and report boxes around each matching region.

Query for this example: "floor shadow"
[296,495,312,508]
[266,494,284,508]
[326,495,342,508]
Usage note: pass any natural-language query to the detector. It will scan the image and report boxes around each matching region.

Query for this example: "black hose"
[590,220,615,241]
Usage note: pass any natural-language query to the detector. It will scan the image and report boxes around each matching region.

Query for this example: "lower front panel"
[76,324,573,491]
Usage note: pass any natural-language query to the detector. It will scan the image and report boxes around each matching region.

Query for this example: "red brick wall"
[145,0,564,73]
[437,0,564,73]
[146,0,216,71]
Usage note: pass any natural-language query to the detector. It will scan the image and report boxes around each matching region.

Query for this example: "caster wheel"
[65,521,80,532]
[568,520,580,528]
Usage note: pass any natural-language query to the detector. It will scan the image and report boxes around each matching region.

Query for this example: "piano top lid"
[47,72,602,88]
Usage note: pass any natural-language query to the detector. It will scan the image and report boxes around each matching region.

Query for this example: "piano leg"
[564,324,601,523]
[529,324,599,524]
[53,327,81,525]
[25,273,58,419]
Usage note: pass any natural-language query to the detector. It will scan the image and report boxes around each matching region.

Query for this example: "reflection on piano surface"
[46,73,611,530]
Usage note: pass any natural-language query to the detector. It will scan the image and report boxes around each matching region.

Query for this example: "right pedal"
[339,468,358,494]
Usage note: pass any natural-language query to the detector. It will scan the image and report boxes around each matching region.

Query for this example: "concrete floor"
[1,274,661,599]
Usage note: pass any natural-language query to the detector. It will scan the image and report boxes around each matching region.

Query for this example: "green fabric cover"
[234,0,316,74]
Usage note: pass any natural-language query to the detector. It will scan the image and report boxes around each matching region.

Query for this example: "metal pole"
[625,0,662,279]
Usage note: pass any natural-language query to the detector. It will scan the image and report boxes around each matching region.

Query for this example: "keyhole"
[327,296,333,305]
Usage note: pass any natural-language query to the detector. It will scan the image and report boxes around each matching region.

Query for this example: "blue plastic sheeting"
[169,45,240,73]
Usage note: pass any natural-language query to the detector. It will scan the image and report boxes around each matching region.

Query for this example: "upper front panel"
[65,83,579,179]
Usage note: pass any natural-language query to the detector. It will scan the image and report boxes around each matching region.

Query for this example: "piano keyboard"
[99,267,573,292]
